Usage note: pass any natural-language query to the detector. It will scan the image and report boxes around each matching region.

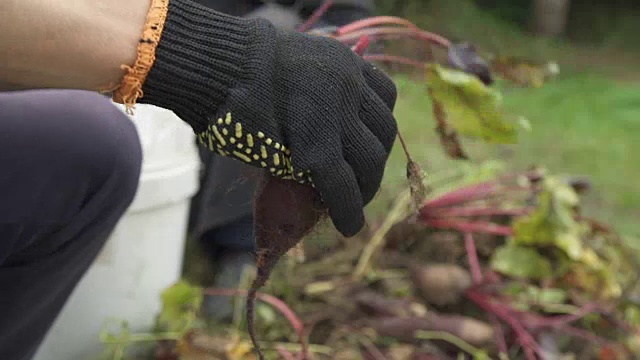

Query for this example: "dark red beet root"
[247,174,327,359]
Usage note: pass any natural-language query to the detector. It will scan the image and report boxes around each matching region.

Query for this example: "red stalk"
[351,35,370,56]
[337,16,421,34]
[465,232,483,284]
[422,206,532,218]
[421,181,501,209]
[276,346,297,360]
[490,315,510,356]
[466,289,542,360]
[362,54,426,68]
[421,218,514,236]
[202,288,307,358]
[559,325,610,345]
[335,27,451,48]
[297,0,334,33]
[526,303,598,329]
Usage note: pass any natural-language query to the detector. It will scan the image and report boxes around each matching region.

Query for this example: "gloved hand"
[138,0,398,237]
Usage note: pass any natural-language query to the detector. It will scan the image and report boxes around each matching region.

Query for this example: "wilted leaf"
[425,64,517,144]
[490,244,553,280]
[623,304,640,327]
[512,177,587,259]
[430,93,469,159]
[491,56,559,88]
[304,280,336,296]
[159,280,203,332]
[447,42,493,85]
[564,249,622,300]
[407,160,428,208]
[225,339,256,360]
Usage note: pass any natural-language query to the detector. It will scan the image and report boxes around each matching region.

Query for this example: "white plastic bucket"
[33,104,201,360]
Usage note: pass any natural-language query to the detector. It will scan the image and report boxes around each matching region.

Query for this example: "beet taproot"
[247,174,327,359]
[357,313,495,349]
[411,263,472,307]
[354,290,427,318]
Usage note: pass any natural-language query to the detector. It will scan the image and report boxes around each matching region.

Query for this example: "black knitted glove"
[140,0,398,237]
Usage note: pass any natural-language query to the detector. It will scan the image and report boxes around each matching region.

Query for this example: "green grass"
[368,71,640,238]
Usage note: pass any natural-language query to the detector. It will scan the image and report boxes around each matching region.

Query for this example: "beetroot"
[247,174,327,359]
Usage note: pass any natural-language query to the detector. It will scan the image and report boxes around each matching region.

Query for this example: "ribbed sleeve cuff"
[139,0,273,132]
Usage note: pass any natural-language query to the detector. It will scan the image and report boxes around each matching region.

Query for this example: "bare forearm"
[0,0,149,91]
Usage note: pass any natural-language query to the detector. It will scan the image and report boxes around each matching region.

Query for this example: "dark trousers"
[0,89,143,360]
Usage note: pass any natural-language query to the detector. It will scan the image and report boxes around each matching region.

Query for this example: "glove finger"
[343,119,387,206]
[359,86,398,154]
[284,105,365,237]
[361,61,398,111]
[309,159,365,238]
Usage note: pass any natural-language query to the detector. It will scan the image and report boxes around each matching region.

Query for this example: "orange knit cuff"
[111,0,169,114]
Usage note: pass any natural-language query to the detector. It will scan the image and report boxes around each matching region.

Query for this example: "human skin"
[0,0,148,91]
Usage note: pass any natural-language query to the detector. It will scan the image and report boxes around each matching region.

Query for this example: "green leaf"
[525,286,567,305]
[490,244,553,280]
[512,177,587,259]
[425,64,517,143]
[158,280,203,332]
[256,303,276,325]
[623,304,640,327]
[500,283,569,312]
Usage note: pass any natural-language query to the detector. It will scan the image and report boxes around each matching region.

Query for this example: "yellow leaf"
[512,177,586,260]
[225,340,256,360]
[425,64,517,144]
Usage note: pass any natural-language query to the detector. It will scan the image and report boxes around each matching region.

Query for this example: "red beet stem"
[335,26,451,48]
[276,346,297,360]
[466,289,541,360]
[464,232,483,284]
[421,181,500,209]
[201,288,305,337]
[362,54,427,68]
[351,35,370,56]
[422,206,531,218]
[337,16,420,35]
[421,218,513,236]
[297,0,334,32]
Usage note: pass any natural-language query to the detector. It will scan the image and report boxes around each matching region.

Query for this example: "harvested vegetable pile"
[101,164,640,360]
[99,2,640,359]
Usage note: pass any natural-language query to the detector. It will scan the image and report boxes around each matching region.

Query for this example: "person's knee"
[0,89,142,222]
[51,90,142,189]
[63,90,143,208]
[71,91,143,204]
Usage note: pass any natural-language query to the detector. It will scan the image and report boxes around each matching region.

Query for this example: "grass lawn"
[368,71,640,239]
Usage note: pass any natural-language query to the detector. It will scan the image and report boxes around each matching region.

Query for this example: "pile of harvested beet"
[220,166,639,360]
[138,165,640,360]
